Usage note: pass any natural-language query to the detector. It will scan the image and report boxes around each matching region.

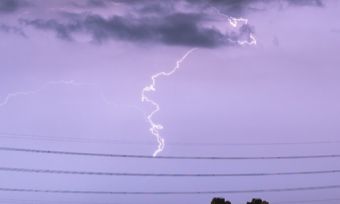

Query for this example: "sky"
[0,0,340,203]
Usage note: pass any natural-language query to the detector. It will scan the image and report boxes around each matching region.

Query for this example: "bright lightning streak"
[141,48,197,157]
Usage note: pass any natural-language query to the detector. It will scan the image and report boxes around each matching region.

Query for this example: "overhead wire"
[1,147,340,160]
[0,185,340,195]
[1,167,340,177]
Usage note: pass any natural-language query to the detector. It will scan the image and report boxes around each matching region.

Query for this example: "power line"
[0,185,340,195]
[170,141,340,146]
[1,166,340,177]
[1,132,340,147]
[1,146,340,160]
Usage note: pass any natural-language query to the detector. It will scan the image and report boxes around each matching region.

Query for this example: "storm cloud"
[22,12,250,47]
[9,0,325,47]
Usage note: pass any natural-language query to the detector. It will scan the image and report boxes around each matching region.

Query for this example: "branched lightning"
[1,8,257,158]
[141,48,197,157]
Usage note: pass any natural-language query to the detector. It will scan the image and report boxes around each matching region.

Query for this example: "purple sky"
[1,0,340,203]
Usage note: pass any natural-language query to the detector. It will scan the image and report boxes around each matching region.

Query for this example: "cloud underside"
[23,13,250,48]
[5,0,324,47]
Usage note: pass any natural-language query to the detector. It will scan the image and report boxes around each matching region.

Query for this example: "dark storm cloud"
[19,0,324,47]
[0,0,28,14]
[22,12,245,47]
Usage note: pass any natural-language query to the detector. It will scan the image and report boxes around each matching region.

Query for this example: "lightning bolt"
[141,48,197,157]
[141,9,257,157]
